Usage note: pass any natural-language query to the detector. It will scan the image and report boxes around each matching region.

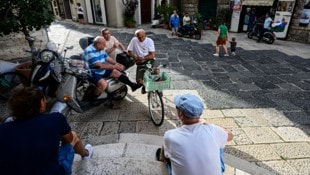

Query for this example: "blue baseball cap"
[174,94,204,118]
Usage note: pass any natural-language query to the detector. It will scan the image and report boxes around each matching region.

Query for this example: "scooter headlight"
[39,50,56,63]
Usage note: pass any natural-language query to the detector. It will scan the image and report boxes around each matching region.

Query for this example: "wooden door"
[140,0,151,23]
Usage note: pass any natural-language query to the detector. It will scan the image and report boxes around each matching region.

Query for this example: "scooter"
[177,21,201,40]
[29,40,74,116]
[247,22,276,44]
[55,37,135,113]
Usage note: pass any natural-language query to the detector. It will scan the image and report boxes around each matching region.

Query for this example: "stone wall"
[287,26,310,43]
[182,0,198,15]
[0,29,49,61]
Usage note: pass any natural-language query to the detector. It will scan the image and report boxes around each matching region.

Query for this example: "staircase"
[72,133,275,175]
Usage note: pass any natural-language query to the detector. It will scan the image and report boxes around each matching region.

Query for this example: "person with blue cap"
[157,94,233,175]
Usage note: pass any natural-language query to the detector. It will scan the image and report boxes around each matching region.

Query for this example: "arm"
[61,131,73,144]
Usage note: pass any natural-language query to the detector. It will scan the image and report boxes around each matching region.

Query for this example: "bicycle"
[142,62,171,126]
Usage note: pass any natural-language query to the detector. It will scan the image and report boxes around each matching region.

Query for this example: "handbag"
[116,52,135,69]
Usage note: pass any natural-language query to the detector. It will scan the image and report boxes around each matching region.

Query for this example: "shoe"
[156,148,161,161]
[141,85,146,94]
[131,83,143,92]
[82,144,93,160]
[232,52,236,56]
[213,53,219,57]
[224,54,229,57]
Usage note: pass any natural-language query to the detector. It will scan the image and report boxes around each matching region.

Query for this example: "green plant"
[0,0,54,46]
[122,0,138,27]
[195,12,203,30]
[155,4,175,24]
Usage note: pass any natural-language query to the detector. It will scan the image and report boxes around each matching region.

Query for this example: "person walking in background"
[156,94,233,175]
[229,37,237,56]
[101,28,127,60]
[213,21,229,57]
[77,3,85,24]
[0,87,93,175]
[247,10,256,32]
[170,10,180,36]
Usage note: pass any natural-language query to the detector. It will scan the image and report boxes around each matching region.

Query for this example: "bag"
[116,52,135,69]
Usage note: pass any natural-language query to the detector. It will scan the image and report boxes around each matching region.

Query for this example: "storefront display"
[299,0,310,27]
[273,0,296,38]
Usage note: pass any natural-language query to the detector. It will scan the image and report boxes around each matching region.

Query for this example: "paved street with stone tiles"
[1,20,309,174]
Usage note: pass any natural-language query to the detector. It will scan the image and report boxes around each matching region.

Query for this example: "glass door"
[92,0,103,24]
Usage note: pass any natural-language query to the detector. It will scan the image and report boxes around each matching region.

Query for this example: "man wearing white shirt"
[127,29,156,92]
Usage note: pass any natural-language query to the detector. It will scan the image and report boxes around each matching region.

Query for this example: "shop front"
[230,0,276,32]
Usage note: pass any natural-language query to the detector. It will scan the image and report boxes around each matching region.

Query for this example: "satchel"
[116,52,135,69]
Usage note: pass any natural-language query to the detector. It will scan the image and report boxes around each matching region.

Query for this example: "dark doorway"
[198,0,217,20]
[64,0,72,19]
[141,0,151,23]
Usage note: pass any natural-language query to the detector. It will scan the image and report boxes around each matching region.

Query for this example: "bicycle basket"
[143,72,171,91]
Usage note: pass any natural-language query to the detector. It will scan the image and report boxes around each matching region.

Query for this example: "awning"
[242,0,275,6]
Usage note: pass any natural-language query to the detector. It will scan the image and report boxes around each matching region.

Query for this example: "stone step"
[73,157,168,175]
[76,133,275,175]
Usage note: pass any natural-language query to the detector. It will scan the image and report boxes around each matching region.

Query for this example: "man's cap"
[174,94,204,118]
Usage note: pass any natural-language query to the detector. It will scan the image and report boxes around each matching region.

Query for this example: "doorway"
[141,0,151,23]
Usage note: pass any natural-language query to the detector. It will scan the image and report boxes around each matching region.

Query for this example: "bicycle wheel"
[148,91,164,126]
[0,72,29,100]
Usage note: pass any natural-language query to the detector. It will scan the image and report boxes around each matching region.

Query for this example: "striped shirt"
[82,44,108,75]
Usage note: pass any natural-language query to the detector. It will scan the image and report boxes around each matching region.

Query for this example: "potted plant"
[122,0,138,28]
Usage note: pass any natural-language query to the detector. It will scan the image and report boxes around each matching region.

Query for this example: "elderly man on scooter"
[82,36,141,99]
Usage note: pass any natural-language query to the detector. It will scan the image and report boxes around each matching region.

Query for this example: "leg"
[136,65,145,84]
[223,45,228,55]
[95,79,108,96]
[111,69,141,91]
[70,131,89,157]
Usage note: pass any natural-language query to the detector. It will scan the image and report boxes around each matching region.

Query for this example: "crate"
[143,72,171,91]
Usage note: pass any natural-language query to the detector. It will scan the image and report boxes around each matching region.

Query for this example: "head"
[77,3,81,7]
[174,94,204,121]
[135,29,146,42]
[93,36,106,50]
[184,12,189,16]
[8,87,46,121]
[265,13,269,17]
[101,28,111,40]
[232,37,236,41]
[173,10,177,15]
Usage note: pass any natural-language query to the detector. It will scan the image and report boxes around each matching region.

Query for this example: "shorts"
[171,27,178,33]
[91,70,112,84]
[78,14,84,20]
[136,60,158,83]
[216,37,227,46]
[59,144,74,175]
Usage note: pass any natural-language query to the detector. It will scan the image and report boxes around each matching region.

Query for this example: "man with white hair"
[127,29,157,93]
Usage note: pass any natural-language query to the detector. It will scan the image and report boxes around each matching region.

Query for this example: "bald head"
[93,36,106,50]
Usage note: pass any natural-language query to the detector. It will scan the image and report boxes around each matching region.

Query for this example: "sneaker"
[224,54,229,57]
[82,144,93,160]
[213,53,219,57]
[156,148,161,161]
[131,83,143,92]
[232,52,236,56]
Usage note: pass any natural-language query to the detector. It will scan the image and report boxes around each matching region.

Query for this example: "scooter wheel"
[114,86,128,100]
[248,32,254,39]
[194,33,201,40]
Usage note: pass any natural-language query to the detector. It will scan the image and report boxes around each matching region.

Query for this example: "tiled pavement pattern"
[1,20,309,174]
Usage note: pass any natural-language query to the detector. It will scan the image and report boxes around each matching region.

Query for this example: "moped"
[55,37,135,113]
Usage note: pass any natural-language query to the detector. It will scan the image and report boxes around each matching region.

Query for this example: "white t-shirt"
[127,37,155,59]
[105,36,122,60]
[164,123,228,175]
[77,6,83,15]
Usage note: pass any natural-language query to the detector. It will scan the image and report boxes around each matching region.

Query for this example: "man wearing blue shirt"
[83,36,141,99]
